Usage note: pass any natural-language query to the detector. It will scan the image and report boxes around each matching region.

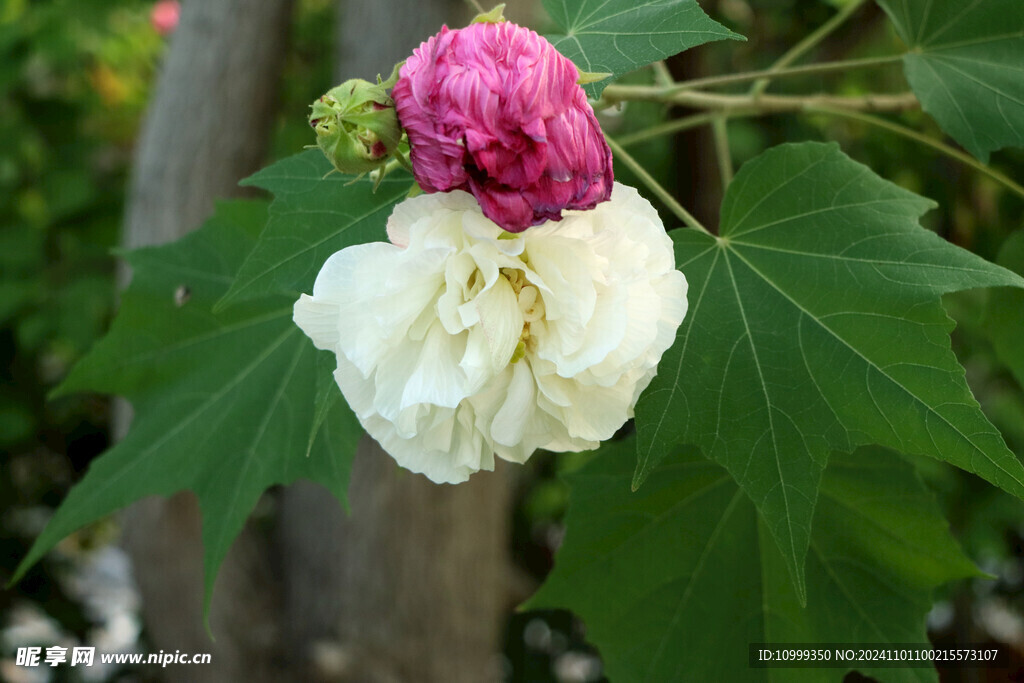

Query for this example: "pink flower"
[393,21,613,233]
[151,0,180,36]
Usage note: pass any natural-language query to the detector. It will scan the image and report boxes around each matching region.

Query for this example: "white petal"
[490,361,536,447]
[293,295,340,352]
[370,341,420,428]
[401,321,469,410]
[437,252,478,334]
[460,326,494,393]
[474,274,523,372]
[524,235,596,347]
[333,354,375,418]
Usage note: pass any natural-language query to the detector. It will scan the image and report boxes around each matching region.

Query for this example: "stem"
[465,0,485,12]
[807,106,1024,199]
[606,136,710,234]
[652,60,675,88]
[605,89,919,113]
[617,111,736,147]
[600,55,904,103]
[619,110,768,147]
[621,106,1024,200]
[750,0,870,96]
[712,116,733,190]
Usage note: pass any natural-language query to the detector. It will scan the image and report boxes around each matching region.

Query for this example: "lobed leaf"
[11,199,361,617]
[217,150,411,308]
[542,0,743,98]
[634,142,1024,602]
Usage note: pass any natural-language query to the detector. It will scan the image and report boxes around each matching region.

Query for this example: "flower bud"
[393,21,613,233]
[309,78,402,175]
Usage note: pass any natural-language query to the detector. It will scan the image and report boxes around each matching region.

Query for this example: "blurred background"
[1,0,1022,681]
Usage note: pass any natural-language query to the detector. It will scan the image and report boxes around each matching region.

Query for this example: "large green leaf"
[542,0,743,97]
[985,231,1024,385]
[875,0,1024,162]
[528,440,980,682]
[216,150,410,308]
[10,200,361,615]
[634,142,1024,602]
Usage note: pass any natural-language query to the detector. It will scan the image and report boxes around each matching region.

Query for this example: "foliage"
[986,231,1024,388]
[13,192,364,615]
[875,0,1024,162]
[634,141,1024,602]
[528,439,979,682]
[0,0,162,637]
[541,0,743,96]
[218,152,411,306]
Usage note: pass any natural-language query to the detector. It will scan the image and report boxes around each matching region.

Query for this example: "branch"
[606,54,903,102]
[602,88,920,113]
[749,0,870,96]
[712,116,733,190]
[807,106,1024,200]
[617,106,1024,201]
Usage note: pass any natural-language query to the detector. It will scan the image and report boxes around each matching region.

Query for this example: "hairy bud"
[309,78,402,175]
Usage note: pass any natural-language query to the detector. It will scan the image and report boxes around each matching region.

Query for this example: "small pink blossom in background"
[151,0,181,36]
[393,21,613,233]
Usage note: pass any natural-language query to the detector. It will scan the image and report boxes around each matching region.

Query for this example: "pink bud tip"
[393,21,613,232]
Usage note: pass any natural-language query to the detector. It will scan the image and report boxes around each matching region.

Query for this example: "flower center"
[501,267,545,364]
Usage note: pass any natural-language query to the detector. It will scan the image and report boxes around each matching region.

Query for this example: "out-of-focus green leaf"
[985,230,1024,389]
[875,0,1024,162]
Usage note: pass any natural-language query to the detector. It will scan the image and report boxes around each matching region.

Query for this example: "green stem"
[600,55,904,103]
[807,106,1024,199]
[712,116,733,190]
[607,89,919,113]
[606,136,710,234]
[617,111,733,147]
[619,106,1024,201]
[750,0,870,96]
[652,60,675,88]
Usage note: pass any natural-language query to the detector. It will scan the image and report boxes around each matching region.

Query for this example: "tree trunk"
[119,1,293,681]
[122,0,293,251]
[273,2,516,681]
[278,444,512,682]
[336,0,462,81]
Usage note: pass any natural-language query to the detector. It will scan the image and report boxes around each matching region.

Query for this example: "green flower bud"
[309,78,402,175]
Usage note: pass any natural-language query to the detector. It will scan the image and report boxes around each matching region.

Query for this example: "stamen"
[500,268,544,363]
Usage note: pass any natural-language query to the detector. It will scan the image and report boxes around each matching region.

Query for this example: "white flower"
[293,183,688,484]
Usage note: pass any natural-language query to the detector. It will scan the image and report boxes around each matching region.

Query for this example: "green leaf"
[528,439,980,682]
[985,230,1024,386]
[542,0,743,98]
[875,0,1024,162]
[634,141,1024,602]
[11,200,361,617]
[216,149,411,309]
[308,350,342,459]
